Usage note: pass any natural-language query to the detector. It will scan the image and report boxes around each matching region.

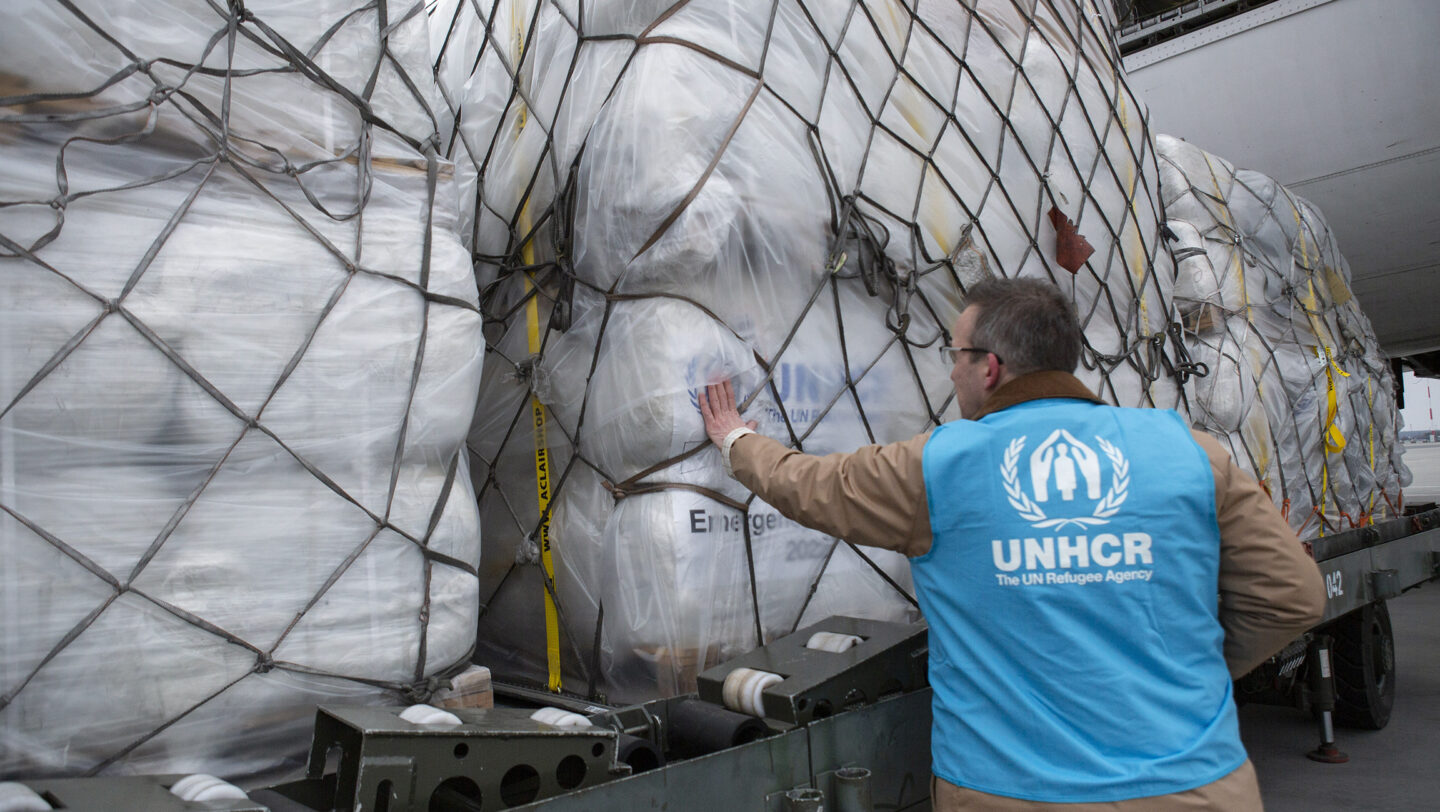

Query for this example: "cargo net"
[431,0,1194,702]
[1,0,483,780]
[1157,135,1411,539]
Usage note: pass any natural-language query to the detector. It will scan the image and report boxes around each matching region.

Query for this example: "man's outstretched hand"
[697,379,757,448]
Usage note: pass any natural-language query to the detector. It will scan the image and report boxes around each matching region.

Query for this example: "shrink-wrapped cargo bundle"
[432,0,1188,701]
[0,0,483,780]
[1157,134,1410,537]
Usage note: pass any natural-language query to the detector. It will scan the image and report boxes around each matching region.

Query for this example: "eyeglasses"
[940,345,1003,365]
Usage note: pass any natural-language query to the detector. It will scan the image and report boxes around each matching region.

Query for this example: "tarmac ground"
[1242,583,1439,811]
[1241,444,1440,811]
[1400,442,1440,504]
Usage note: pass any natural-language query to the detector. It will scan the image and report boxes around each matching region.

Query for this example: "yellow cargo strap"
[1201,152,1248,312]
[1314,347,1355,531]
[1291,205,1346,531]
[1117,92,1149,356]
[1318,345,1348,454]
[1289,214,1347,455]
[1201,153,1277,482]
[1367,379,1377,523]
[525,270,562,693]
[513,0,561,692]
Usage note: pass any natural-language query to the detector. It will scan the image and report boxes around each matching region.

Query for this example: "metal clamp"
[280,705,619,811]
[696,618,928,725]
[1369,569,1401,601]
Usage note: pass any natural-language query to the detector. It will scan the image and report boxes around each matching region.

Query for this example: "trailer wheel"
[1331,601,1395,730]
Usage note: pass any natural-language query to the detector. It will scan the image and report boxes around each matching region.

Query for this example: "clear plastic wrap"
[1157,134,1410,538]
[432,0,1188,702]
[1,0,482,782]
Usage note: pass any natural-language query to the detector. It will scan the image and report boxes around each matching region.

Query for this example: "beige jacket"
[730,371,1327,810]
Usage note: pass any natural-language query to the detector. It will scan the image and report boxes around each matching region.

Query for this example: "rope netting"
[1,0,483,779]
[1158,134,1411,539]
[431,0,1190,702]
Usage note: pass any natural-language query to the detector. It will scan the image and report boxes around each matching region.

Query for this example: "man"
[698,278,1325,810]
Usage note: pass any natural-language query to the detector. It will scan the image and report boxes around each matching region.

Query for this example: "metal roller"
[169,774,248,803]
[666,698,768,758]
[399,704,463,726]
[616,733,665,773]
[0,783,50,812]
[721,667,782,717]
[806,631,863,653]
[529,706,594,729]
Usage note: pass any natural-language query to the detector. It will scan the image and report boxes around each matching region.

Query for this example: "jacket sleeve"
[727,432,933,557]
[1193,431,1327,677]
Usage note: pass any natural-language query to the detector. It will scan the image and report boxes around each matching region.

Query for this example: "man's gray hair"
[964,278,1083,376]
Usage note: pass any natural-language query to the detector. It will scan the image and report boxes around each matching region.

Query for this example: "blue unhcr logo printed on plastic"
[686,356,747,413]
[763,362,833,427]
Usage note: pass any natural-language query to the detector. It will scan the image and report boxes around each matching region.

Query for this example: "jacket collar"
[968,370,1103,421]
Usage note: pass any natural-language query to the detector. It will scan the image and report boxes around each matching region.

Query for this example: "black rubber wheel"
[1330,601,1396,730]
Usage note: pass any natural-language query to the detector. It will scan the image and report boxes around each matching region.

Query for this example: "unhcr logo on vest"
[1001,430,1129,530]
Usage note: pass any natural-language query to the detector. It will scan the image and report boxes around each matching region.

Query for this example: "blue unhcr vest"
[914,398,1245,802]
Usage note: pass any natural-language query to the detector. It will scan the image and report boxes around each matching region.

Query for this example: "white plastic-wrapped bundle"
[1157,134,1410,538]
[433,0,1186,701]
[0,0,483,781]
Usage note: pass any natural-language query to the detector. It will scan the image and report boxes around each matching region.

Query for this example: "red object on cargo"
[1049,205,1095,274]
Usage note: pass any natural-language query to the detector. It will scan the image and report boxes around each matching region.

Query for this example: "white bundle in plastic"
[1157,134,1410,537]
[432,0,1187,702]
[0,0,483,781]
